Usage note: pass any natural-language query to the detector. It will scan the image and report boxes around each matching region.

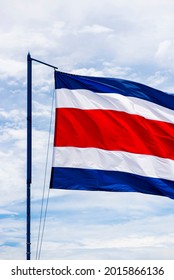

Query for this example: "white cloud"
[0,108,25,123]
[0,58,26,79]
[146,71,169,88]
[156,40,172,57]
[0,0,174,73]
[0,210,18,215]
[79,24,113,34]
[155,40,174,69]
[31,212,174,260]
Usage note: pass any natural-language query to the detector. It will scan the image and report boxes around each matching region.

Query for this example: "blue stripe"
[50,167,174,200]
[55,71,174,111]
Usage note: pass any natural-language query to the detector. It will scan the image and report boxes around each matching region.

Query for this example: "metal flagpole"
[27,53,32,260]
[26,53,58,260]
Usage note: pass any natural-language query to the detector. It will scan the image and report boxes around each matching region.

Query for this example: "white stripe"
[55,88,174,124]
[52,147,174,181]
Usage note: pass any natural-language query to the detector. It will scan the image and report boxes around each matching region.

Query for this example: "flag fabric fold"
[50,71,174,200]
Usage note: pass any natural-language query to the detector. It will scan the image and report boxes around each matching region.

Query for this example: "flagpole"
[27,53,32,260]
[26,53,58,260]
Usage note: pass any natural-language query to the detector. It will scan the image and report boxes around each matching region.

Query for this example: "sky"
[0,0,174,260]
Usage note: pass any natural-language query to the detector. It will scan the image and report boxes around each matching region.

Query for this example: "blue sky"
[0,0,174,260]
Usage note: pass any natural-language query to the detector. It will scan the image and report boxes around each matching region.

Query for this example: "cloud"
[155,40,174,69]
[0,108,25,124]
[31,211,174,260]
[1,0,174,72]
[0,58,26,79]
[156,40,172,57]
[79,24,113,34]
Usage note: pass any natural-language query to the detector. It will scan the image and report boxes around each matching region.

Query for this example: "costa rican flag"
[50,71,174,200]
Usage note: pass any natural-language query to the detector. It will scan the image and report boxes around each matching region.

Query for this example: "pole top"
[27,52,31,61]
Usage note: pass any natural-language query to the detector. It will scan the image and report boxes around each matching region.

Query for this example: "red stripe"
[54,108,174,160]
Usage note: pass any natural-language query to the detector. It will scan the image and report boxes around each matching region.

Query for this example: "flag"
[50,71,174,200]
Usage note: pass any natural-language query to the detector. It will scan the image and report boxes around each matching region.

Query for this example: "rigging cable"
[35,88,55,260]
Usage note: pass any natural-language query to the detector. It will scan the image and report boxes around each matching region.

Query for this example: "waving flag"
[50,71,174,199]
